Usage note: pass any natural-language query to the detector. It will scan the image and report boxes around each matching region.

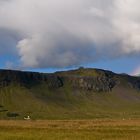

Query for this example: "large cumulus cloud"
[0,0,140,68]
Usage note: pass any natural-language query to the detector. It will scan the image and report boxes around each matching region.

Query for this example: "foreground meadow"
[0,119,140,140]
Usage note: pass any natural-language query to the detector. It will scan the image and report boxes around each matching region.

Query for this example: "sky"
[0,0,140,75]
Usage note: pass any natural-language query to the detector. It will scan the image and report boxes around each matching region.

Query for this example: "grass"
[0,119,140,140]
[1,85,140,120]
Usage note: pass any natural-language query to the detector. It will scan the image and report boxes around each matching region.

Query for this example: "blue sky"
[1,53,139,75]
[0,0,140,75]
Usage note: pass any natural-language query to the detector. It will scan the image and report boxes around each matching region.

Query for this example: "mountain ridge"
[0,68,140,120]
[0,67,140,91]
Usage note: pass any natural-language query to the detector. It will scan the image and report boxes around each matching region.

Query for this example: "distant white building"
[24,116,30,120]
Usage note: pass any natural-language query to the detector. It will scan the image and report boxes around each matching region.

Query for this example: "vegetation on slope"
[0,68,140,119]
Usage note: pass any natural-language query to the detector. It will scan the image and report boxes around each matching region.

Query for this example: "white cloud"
[0,0,140,68]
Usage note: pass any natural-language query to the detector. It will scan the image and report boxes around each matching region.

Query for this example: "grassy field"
[0,119,140,140]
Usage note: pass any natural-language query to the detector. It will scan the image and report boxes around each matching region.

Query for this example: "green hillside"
[0,68,140,120]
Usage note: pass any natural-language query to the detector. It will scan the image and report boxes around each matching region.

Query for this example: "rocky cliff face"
[57,76,116,92]
[0,70,62,88]
[0,68,140,92]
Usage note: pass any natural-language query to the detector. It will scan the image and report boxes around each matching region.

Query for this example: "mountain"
[0,67,140,120]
